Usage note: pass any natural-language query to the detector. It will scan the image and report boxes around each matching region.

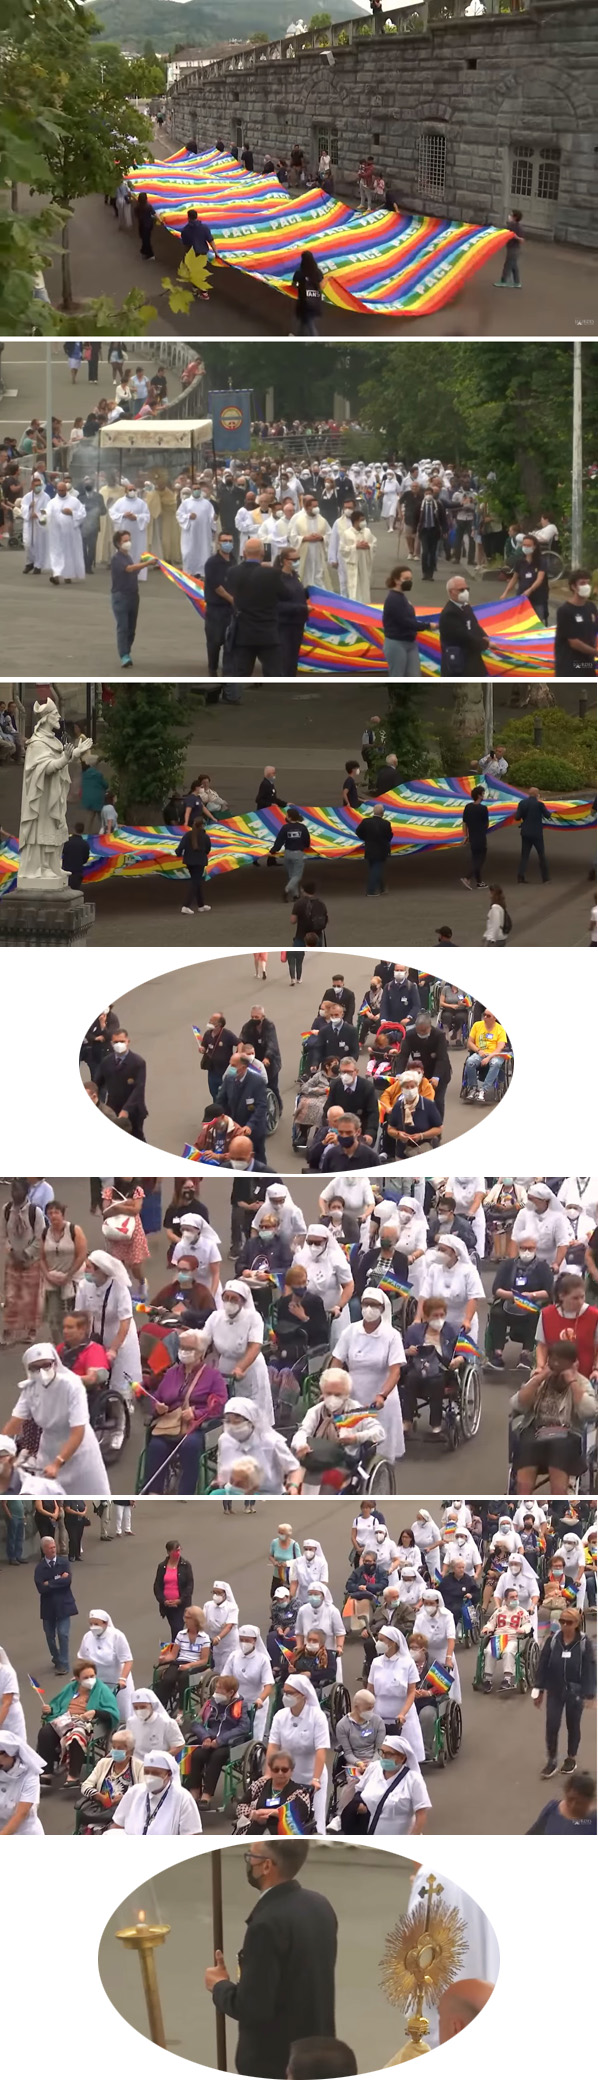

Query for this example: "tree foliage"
[97,685,197,818]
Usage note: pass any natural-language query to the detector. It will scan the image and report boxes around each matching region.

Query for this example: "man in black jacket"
[227,540,285,675]
[207,1842,337,2079]
[515,787,550,883]
[373,751,400,795]
[535,1607,596,1777]
[256,765,287,812]
[203,535,235,677]
[395,1012,452,1119]
[438,574,489,675]
[240,1008,282,1102]
[97,1029,147,1139]
[356,807,393,895]
[323,1058,379,1142]
[323,975,356,1023]
[319,1113,380,1171]
[153,1537,194,1640]
[217,1053,270,1167]
[62,823,90,891]
[309,1002,360,1069]
[34,1535,78,1672]
[200,1013,238,1101]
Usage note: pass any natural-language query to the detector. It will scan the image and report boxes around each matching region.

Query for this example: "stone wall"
[164,6,598,246]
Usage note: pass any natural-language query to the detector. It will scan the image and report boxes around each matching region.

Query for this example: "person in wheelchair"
[357,977,384,1044]
[381,1070,442,1162]
[485,1238,553,1371]
[235,1212,292,1305]
[338,1730,431,1837]
[410,1633,452,1760]
[480,1588,533,1692]
[267,1589,298,1680]
[416,1586,460,1699]
[141,1326,228,1494]
[519,1512,542,1572]
[441,1556,480,1641]
[190,1104,251,1165]
[461,1009,510,1103]
[57,1310,110,1395]
[150,1257,219,1323]
[77,1725,144,1830]
[425,1190,477,1260]
[437,983,471,1044]
[36,1655,120,1788]
[400,1297,462,1438]
[275,1265,330,1355]
[345,1548,390,1611]
[293,1626,337,1695]
[153,1605,212,1709]
[184,1672,252,1805]
[349,1215,410,1308]
[235,1747,313,1835]
[291,1366,386,1494]
[510,1338,598,1493]
[292,1066,331,1158]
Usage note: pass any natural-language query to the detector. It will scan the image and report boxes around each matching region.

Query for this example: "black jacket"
[97,1047,147,1126]
[396,1022,452,1089]
[200,1025,238,1075]
[438,599,488,673]
[34,1556,78,1621]
[229,561,285,645]
[256,777,287,811]
[153,1555,194,1614]
[356,813,392,861]
[240,1017,281,1076]
[212,1879,337,2078]
[324,1073,379,1140]
[323,983,355,1022]
[536,1629,596,1702]
[313,1018,360,1064]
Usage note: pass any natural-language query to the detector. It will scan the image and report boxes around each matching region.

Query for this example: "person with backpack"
[1,1182,47,1346]
[40,1201,88,1344]
[175,816,212,916]
[533,1606,596,1779]
[292,251,324,336]
[483,884,512,945]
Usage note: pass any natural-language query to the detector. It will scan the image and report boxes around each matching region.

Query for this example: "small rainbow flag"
[509,1292,540,1314]
[454,1332,483,1362]
[181,1145,224,1166]
[425,1660,453,1696]
[333,1407,380,1432]
[490,1632,511,1659]
[277,1795,307,1836]
[378,1271,412,1300]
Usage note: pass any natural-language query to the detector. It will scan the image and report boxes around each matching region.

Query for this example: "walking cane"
[211,1849,228,2071]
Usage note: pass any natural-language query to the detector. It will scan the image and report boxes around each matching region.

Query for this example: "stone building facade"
[164,5,598,246]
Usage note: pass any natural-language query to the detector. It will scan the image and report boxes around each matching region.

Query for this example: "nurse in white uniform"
[412,1507,442,1583]
[111,1748,202,1835]
[333,1288,405,1462]
[0,1732,44,1835]
[267,1673,330,1834]
[0,1649,27,1741]
[223,1624,274,1741]
[126,1687,182,1760]
[416,1235,484,1347]
[203,1282,274,1425]
[77,1608,134,1723]
[7,1342,109,1494]
[216,1400,301,1494]
[289,1538,330,1600]
[354,1731,431,1836]
[416,1588,461,1702]
[446,1176,487,1258]
[295,1583,345,1658]
[75,1251,142,1408]
[171,1213,222,1300]
[368,1626,424,1759]
[203,1581,240,1672]
[293,1227,354,1337]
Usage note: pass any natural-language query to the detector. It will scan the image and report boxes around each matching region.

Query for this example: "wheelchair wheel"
[523,1636,539,1688]
[472,1643,485,1691]
[329,1683,351,1737]
[366,1456,396,1494]
[242,1739,265,1796]
[265,1088,282,1136]
[90,1387,130,1465]
[445,1701,462,1758]
[446,1407,460,1453]
[459,1363,481,1440]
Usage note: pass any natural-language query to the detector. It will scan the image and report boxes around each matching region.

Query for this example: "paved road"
[3,1494,595,1836]
[0,341,174,438]
[0,513,562,679]
[89,952,505,1167]
[0,1176,517,1496]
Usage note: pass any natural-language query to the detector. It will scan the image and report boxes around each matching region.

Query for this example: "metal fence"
[182,0,532,76]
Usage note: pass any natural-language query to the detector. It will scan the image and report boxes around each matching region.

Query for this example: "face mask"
[113,1041,128,1056]
[90,1624,105,1636]
[306,1642,320,1656]
[213,1692,229,1704]
[457,589,469,605]
[309,1594,323,1607]
[80,1675,95,1690]
[323,1396,345,1413]
[519,1250,535,1264]
[428,1316,446,1332]
[308,1242,325,1257]
[340,1073,355,1088]
[362,1306,382,1325]
[283,1691,300,1707]
[145,1773,167,1793]
[329,1018,342,1030]
[135,1706,153,1720]
[394,970,407,983]
[220,541,233,555]
[223,1301,241,1319]
[226,1421,253,1443]
[120,539,131,552]
[240,1642,254,1656]
[577,583,592,599]
[257,1229,274,1242]
[36,1366,57,1387]
[111,1747,127,1760]
[402,1088,419,1103]
[401,577,413,591]
[177,1274,193,1290]
[337,1136,354,1148]
[213,1593,226,1604]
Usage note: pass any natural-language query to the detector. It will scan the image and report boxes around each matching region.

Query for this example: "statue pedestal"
[0,886,95,945]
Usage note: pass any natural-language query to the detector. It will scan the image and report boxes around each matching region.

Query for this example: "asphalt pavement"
[3,1495,595,1836]
[86,952,503,1167]
[0,1176,519,1496]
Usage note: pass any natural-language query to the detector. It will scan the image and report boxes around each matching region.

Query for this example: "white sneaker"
[198,905,212,912]
[181,905,193,914]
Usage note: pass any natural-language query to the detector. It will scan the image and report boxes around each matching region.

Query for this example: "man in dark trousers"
[96,1027,148,1139]
[200,1013,238,1102]
[356,806,393,895]
[438,574,489,675]
[515,786,551,883]
[153,1536,194,1641]
[534,1605,596,1778]
[395,1010,452,1118]
[34,1534,78,1673]
[323,975,356,1023]
[323,1058,379,1142]
[61,823,90,891]
[203,533,235,676]
[461,785,490,890]
[227,539,286,676]
[217,1052,269,1168]
[256,765,287,812]
[206,1841,337,2079]
[240,1006,282,1102]
[309,1000,360,1069]
[373,750,399,795]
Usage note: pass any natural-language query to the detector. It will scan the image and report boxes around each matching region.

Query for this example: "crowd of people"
[2,1174,598,1500]
[4,423,594,676]
[0,1496,595,1837]
[79,968,513,1163]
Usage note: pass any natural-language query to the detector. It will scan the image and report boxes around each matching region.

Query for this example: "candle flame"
[137,1909,147,1926]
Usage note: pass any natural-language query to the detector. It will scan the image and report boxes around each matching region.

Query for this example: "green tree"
[385,689,439,774]
[309,12,332,26]
[97,686,197,820]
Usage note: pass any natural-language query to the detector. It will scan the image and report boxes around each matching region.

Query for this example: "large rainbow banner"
[144,555,557,676]
[1,780,593,898]
[127,148,510,318]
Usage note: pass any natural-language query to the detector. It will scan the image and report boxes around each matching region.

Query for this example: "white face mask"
[394,970,407,983]
[362,1306,382,1325]
[577,583,592,599]
[90,1623,105,1636]
[457,588,470,605]
[428,1316,446,1332]
[226,1421,253,1443]
[80,1675,95,1690]
[113,1041,128,1056]
[240,1642,255,1655]
[323,1396,345,1413]
[308,1241,325,1257]
[135,1706,153,1720]
[519,1250,535,1263]
[340,1073,355,1088]
[213,1592,226,1604]
[35,1365,57,1387]
[213,1692,229,1704]
[283,1692,301,1708]
[223,1300,241,1319]
[145,1773,167,1793]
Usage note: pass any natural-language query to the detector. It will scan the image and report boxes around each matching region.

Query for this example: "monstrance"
[381,1873,467,2062]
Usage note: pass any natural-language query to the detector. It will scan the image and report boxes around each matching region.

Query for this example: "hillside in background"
[90,0,360,54]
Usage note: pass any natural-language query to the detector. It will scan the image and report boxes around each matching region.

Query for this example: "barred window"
[418,132,446,197]
[511,146,534,198]
[317,126,339,165]
[537,147,561,201]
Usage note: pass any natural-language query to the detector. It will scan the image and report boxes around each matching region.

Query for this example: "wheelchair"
[473,1629,539,1693]
[135,1415,221,1494]
[417,1690,463,1767]
[150,1650,213,1717]
[460,1051,514,1107]
[437,998,473,1049]
[87,1379,131,1466]
[455,1599,480,1648]
[265,1085,282,1137]
[507,1416,598,1496]
[339,1437,397,1495]
[403,1355,482,1453]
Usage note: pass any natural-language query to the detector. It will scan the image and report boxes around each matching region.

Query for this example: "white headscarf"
[377,1625,409,1656]
[279,1671,327,1742]
[23,1342,59,1368]
[207,1579,239,1621]
[361,1285,393,1327]
[395,1197,427,1251]
[417,1591,454,1647]
[221,1395,265,1437]
[135,1749,188,1833]
[0,1730,45,1775]
[86,1250,132,1288]
[237,1623,268,1653]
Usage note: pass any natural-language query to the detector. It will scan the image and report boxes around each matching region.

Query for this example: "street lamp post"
[483,682,494,755]
[571,340,583,566]
[45,343,53,478]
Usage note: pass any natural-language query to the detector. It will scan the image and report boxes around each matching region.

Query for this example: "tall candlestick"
[116,1907,171,2048]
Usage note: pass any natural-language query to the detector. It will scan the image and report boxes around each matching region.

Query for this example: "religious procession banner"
[142,554,558,675]
[127,148,511,319]
[1,779,593,897]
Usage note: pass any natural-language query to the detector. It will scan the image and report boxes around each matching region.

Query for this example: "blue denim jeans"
[5,1506,24,1561]
[43,1615,71,1668]
[464,1052,503,1093]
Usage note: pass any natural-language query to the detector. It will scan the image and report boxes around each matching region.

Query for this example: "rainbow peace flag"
[509,1292,540,1314]
[333,1406,380,1431]
[425,1660,453,1696]
[277,1795,307,1836]
[378,1271,412,1300]
[454,1332,484,1362]
[490,1631,511,1659]
[181,1144,223,1165]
